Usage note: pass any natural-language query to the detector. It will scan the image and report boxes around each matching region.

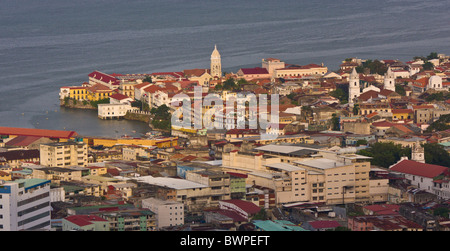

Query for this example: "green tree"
[143,76,153,83]
[423,143,450,167]
[358,142,411,168]
[331,113,340,131]
[330,87,348,104]
[395,84,406,96]
[150,104,171,131]
[427,52,439,60]
[425,114,450,132]
[422,61,434,71]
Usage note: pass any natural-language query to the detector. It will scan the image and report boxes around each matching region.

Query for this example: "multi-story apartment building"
[32,167,83,184]
[96,209,156,231]
[141,197,184,230]
[132,175,226,215]
[40,141,88,167]
[221,144,377,206]
[0,179,51,231]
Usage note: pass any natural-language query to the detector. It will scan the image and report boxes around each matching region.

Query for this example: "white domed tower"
[383,67,396,92]
[210,45,222,78]
[427,75,443,91]
[348,67,360,106]
[411,141,425,163]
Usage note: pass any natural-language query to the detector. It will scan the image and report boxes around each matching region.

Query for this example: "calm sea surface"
[0,0,449,137]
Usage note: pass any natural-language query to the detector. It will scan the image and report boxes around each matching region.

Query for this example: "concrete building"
[98,103,138,119]
[221,144,377,206]
[0,179,51,231]
[62,215,109,231]
[274,63,328,79]
[40,141,88,167]
[262,58,286,79]
[141,197,184,230]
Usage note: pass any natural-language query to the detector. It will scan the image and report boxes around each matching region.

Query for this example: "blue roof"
[253,220,308,231]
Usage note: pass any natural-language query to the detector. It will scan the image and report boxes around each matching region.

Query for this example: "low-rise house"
[348,214,423,231]
[62,215,110,231]
[389,159,449,200]
[236,67,270,81]
[0,149,40,168]
[32,167,83,184]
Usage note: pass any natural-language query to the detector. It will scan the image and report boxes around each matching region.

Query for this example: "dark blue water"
[0,0,449,137]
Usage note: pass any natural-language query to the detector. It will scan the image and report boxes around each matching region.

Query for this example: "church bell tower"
[210,45,222,78]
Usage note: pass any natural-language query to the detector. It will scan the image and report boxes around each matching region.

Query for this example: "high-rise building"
[0,179,51,231]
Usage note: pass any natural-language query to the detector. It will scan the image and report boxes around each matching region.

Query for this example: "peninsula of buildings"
[0,48,449,231]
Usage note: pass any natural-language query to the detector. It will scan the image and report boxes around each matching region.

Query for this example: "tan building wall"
[40,141,88,167]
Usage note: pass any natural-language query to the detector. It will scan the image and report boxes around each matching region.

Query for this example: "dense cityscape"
[1,46,450,235]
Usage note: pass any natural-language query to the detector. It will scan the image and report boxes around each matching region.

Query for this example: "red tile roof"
[308,220,341,229]
[239,67,269,75]
[88,71,119,85]
[5,135,42,147]
[64,215,108,227]
[220,199,261,214]
[0,127,77,139]
[109,93,130,100]
[390,159,448,178]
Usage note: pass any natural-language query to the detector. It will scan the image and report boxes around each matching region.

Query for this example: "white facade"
[383,67,396,92]
[427,75,444,91]
[98,103,138,119]
[0,179,51,231]
[141,197,184,230]
[348,68,360,106]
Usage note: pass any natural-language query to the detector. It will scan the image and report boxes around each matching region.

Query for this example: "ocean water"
[0,0,449,137]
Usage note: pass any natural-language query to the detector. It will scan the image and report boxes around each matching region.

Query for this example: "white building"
[389,159,449,199]
[141,197,184,230]
[427,75,444,91]
[0,179,51,231]
[98,103,138,119]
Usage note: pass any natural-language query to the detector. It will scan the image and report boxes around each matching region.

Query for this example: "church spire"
[210,45,222,78]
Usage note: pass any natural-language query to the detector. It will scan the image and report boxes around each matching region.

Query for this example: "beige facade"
[221,146,375,206]
[274,64,328,78]
[32,167,83,184]
[262,58,286,79]
[141,198,184,230]
[40,141,88,168]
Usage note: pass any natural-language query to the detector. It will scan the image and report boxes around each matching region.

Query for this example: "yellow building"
[83,136,178,148]
[392,109,414,120]
[86,83,114,101]
[68,86,88,100]
[119,81,136,99]
[86,165,108,176]
[0,170,11,181]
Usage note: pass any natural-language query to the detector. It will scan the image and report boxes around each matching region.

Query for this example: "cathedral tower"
[348,67,360,106]
[411,141,425,163]
[210,45,222,78]
[383,67,395,92]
